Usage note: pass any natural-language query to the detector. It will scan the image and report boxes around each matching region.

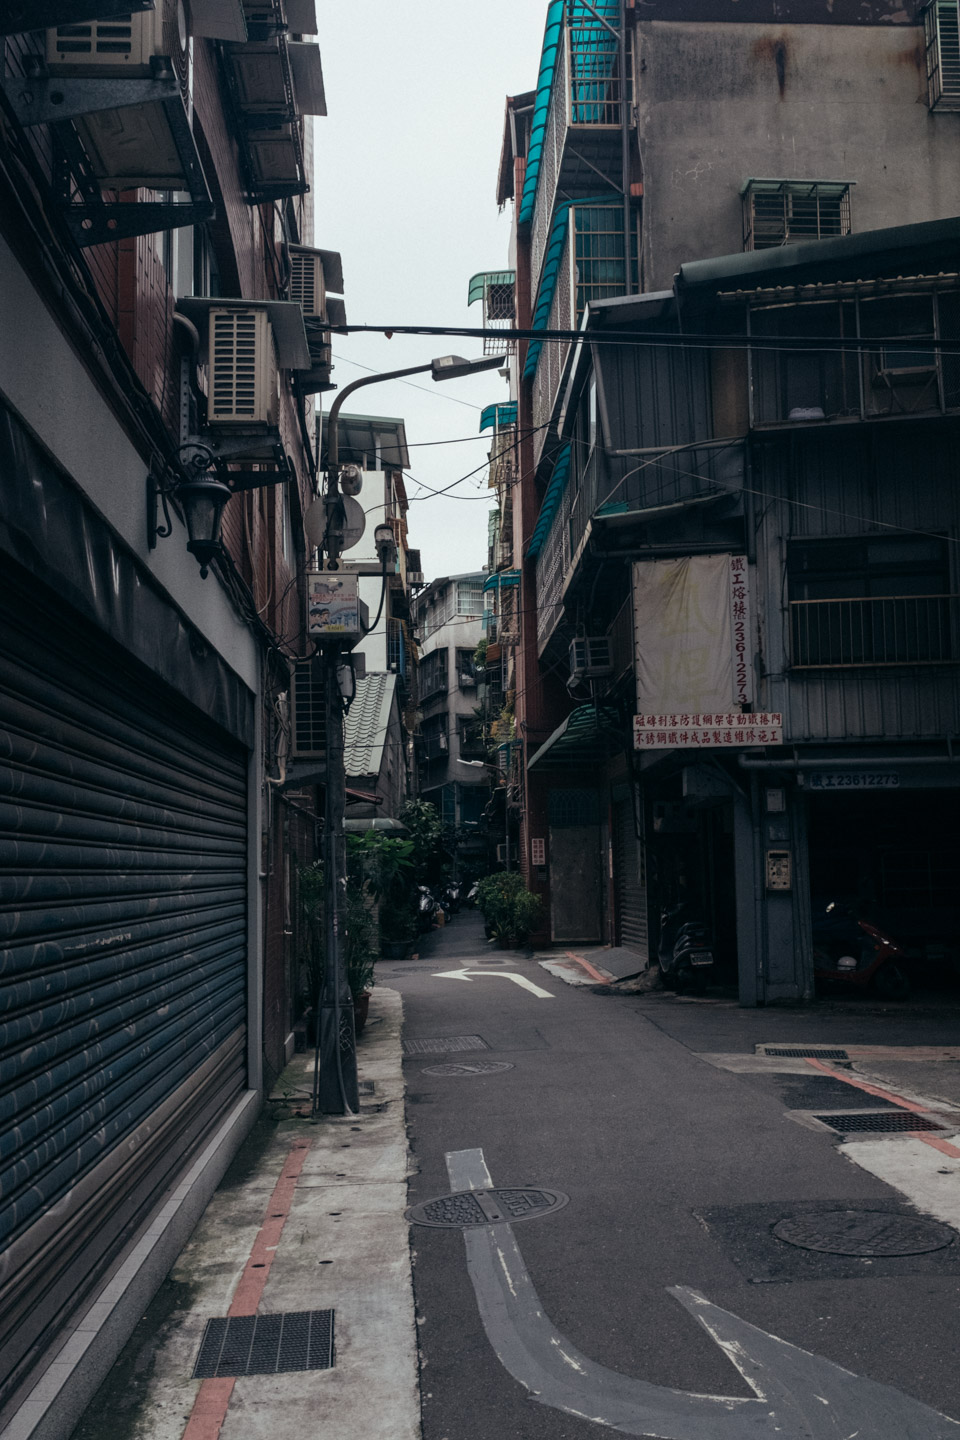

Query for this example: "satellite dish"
[304,494,367,552]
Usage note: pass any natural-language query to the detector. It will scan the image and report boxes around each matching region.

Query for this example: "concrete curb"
[2,1091,261,1440]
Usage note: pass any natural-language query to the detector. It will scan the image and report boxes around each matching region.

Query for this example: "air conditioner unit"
[47,2,189,83]
[208,308,279,426]
[568,636,613,682]
[289,247,326,318]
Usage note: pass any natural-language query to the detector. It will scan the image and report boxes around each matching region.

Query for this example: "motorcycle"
[813,901,911,999]
[465,881,480,909]
[442,880,462,914]
[657,902,715,994]
[417,885,440,934]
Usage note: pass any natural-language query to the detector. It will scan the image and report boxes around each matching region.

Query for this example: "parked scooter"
[465,881,480,909]
[442,880,462,914]
[657,902,715,993]
[417,885,440,934]
[813,901,911,999]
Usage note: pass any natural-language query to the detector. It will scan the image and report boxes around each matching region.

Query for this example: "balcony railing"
[790,595,959,667]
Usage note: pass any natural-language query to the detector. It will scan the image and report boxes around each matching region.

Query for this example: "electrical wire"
[331,352,485,409]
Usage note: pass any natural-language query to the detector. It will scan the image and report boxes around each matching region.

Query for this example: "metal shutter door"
[0,579,249,1408]
[614,797,648,958]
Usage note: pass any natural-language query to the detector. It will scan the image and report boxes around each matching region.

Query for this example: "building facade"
[487,0,960,991]
[0,2,341,1426]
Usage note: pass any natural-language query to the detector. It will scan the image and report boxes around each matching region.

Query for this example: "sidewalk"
[71,990,419,1440]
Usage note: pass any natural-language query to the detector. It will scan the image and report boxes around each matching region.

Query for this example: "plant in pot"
[344,885,378,1034]
[476,873,542,948]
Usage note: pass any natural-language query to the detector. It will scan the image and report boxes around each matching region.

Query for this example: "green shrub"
[476,873,542,945]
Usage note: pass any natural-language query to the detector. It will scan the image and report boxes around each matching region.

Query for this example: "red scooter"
[812,901,911,999]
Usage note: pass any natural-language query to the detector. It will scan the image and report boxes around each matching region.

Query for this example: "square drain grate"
[815,1112,946,1134]
[193,1311,334,1378]
[402,1035,488,1056]
[764,1048,849,1060]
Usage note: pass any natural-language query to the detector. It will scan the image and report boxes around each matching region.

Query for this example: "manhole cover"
[773,1210,957,1257]
[421,1060,515,1077]
[814,1111,946,1133]
[406,1186,569,1228]
[402,1035,488,1056]
[763,1048,849,1059]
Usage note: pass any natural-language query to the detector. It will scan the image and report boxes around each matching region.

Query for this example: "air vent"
[48,2,189,86]
[208,308,278,425]
[289,247,326,318]
[291,658,326,759]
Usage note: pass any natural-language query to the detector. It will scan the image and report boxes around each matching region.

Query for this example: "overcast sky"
[313,2,547,583]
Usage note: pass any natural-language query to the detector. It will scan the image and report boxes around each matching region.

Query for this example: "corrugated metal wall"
[0,570,249,1409]
[755,426,960,739]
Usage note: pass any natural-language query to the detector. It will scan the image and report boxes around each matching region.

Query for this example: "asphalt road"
[385,912,960,1440]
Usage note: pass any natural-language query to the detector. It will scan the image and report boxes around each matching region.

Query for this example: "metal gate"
[0,574,249,1409]
[614,794,647,958]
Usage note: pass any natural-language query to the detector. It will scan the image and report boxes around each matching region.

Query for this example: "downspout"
[620,0,632,296]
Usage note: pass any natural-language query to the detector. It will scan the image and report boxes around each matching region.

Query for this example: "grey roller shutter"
[0,570,249,1409]
[614,796,647,958]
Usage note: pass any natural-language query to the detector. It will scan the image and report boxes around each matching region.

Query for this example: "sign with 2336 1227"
[807,772,900,790]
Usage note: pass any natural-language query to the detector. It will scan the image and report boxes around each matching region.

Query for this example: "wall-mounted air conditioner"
[208,308,279,426]
[569,636,613,682]
[289,247,326,318]
[47,2,189,83]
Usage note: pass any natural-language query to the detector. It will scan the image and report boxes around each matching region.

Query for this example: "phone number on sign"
[807,772,900,790]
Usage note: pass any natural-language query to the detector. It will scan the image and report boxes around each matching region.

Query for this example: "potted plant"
[476,873,542,948]
[344,886,378,1034]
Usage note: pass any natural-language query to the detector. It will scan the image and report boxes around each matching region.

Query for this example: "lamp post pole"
[313,352,502,1116]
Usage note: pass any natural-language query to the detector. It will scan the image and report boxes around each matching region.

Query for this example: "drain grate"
[422,1060,514,1078]
[193,1311,334,1378]
[814,1111,946,1133]
[773,1210,957,1257]
[406,1186,569,1229]
[764,1048,849,1060]
[402,1035,488,1056]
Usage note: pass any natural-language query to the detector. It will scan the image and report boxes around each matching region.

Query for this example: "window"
[458,717,486,759]
[419,715,448,761]
[456,579,484,616]
[925,0,960,109]
[456,649,477,687]
[742,180,852,251]
[192,225,220,297]
[458,784,487,828]
[788,536,954,666]
[419,647,448,700]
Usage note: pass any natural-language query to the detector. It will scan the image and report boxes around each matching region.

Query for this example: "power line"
[331,351,485,409]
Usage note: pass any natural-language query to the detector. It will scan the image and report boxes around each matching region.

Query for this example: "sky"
[312,2,547,583]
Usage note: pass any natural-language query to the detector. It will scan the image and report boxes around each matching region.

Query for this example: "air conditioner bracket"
[7,73,182,129]
[65,198,215,247]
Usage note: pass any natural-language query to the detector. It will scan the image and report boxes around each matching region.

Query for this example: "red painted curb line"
[804,1056,931,1114]
[181,1138,312,1440]
[564,950,612,985]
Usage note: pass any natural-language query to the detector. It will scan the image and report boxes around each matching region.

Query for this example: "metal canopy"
[175,297,311,370]
[527,445,572,560]
[527,704,623,771]
[285,0,318,32]
[190,0,248,39]
[317,248,344,294]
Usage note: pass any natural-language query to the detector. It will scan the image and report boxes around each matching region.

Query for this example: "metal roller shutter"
[614,796,648,958]
[0,574,249,1408]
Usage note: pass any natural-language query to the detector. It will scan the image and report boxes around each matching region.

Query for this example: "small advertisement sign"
[307,572,360,639]
[634,712,783,749]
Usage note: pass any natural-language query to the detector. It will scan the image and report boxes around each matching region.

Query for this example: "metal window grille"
[790,595,958,667]
[574,205,637,320]
[742,180,852,251]
[926,0,960,109]
[291,658,326,758]
[566,0,628,127]
[419,648,448,699]
[456,579,484,615]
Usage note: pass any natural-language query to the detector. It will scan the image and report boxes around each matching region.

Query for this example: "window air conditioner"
[47,2,189,84]
[569,636,613,682]
[208,308,279,426]
[289,247,326,319]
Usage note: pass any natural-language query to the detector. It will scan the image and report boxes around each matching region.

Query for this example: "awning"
[288,41,326,116]
[343,817,409,834]
[482,570,520,592]
[468,271,516,306]
[517,0,564,228]
[523,196,609,380]
[526,444,571,560]
[479,402,518,433]
[527,705,623,772]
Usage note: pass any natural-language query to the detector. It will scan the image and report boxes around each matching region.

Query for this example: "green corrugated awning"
[482,570,520,592]
[479,402,518,433]
[468,270,516,306]
[526,445,571,560]
[522,196,609,381]
[527,705,622,772]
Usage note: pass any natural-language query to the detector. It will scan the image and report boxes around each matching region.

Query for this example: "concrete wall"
[636,22,960,291]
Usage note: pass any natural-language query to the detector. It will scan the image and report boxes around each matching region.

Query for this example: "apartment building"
[0,2,341,1425]
[486,0,960,993]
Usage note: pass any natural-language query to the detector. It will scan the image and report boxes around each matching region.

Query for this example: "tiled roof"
[344,672,396,778]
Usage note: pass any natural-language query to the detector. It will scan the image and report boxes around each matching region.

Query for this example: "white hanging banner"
[633,553,771,750]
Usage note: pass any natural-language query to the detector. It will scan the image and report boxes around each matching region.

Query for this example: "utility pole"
[312,350,502,1116]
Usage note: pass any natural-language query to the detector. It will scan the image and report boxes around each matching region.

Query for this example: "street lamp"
[312,351,502,1118]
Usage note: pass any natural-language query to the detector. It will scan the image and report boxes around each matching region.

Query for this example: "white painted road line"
[432,968,555,999]
[444,1145,960,1439]
[841,1137,960,1232]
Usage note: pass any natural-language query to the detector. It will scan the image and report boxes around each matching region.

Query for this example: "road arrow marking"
[444,1147,960,1439]
[433,968,554,999]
